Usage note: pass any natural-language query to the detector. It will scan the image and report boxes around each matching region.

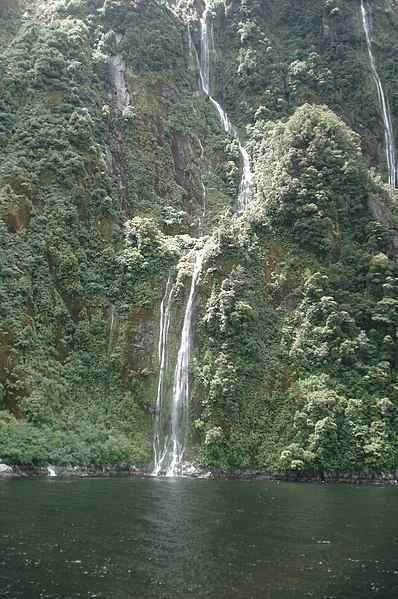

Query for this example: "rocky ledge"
[0,464,149,478]
[0,463,13,476]
[1,463,398,484]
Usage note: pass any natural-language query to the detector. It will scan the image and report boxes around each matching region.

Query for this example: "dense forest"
[1,0,398,475]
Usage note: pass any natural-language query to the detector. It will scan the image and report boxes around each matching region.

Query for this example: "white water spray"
[152,275,175,475]
[152,2,253,477]
[361,0,396,191]
[152,251,203,476]
[47,466,57,477]
[198,2,253,211]
[165,250,203,477]
[108,304,116,357]
[110,305,115,338]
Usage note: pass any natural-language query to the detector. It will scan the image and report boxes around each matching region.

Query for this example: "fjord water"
[1,478,398,599]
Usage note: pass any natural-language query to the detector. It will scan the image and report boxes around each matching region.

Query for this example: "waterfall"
[166,250,203,476]
[186,22,207,220]
[152,251,203,476]
[152,275,175,475]
[199,5,211,95]
[361,0,396,191]
[108,304,116,357]
[110,306,115,335]
[152,2,252,477]
[198,2,253,211]
[47,466,57,477]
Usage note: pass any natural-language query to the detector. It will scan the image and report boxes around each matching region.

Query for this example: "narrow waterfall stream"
[360,0,397,191]
[165,250,203,476]
[152,276,175,475]
[199,1,253,211]
[108,304,116,358]
[152,1,252,476]
[152,251,203,476]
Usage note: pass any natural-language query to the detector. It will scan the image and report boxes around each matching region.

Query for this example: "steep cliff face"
[0,0,398,472]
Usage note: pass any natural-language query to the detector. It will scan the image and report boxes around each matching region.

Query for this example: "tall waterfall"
[198,2,253,211]
[152,250,203,476]
[152,2,252,477]
[361,0,397,191]
[152,275,174,475]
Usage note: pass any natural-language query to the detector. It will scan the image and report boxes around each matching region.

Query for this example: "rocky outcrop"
[126,308,156,372]
[110,33,130,115]
[0,464,13,476]
[156,81,178,103]
[368,194,398,250]
[172,133,204,205]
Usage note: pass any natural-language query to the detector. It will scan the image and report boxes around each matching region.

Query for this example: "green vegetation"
[1,0,398,474]
[193,103,398,473]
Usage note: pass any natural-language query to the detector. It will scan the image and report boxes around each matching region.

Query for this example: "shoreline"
[1,464,398,484]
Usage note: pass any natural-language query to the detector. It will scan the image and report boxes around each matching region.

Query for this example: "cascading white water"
[198,2,253,211]
[152,275,175,475]
[238,144,252,209]
[152,3,252,477]
[108,304,116,357]
[152,251,203,476]
[47,466,56,477]
[165,250,203,476]
[199,5,211,95]
[110,305,115,337]
[361,0,396,191]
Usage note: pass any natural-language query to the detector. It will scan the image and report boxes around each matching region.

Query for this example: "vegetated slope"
[199,104,398,472]
[0,0,397,473]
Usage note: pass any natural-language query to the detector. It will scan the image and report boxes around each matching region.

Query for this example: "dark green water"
[1,478,398,598]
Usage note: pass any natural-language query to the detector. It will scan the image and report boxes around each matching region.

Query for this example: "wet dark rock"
[368,195,398,251]
[104,145,113,174]
[368,195,398,230]
[172,133,204,205]
[126,308,156,372]
[110,53,130,113]
[9,465,148,478]
[156,81,178,103]
[5,464,398,484]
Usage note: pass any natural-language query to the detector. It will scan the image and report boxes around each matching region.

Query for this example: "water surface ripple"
[1,478,398,598]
